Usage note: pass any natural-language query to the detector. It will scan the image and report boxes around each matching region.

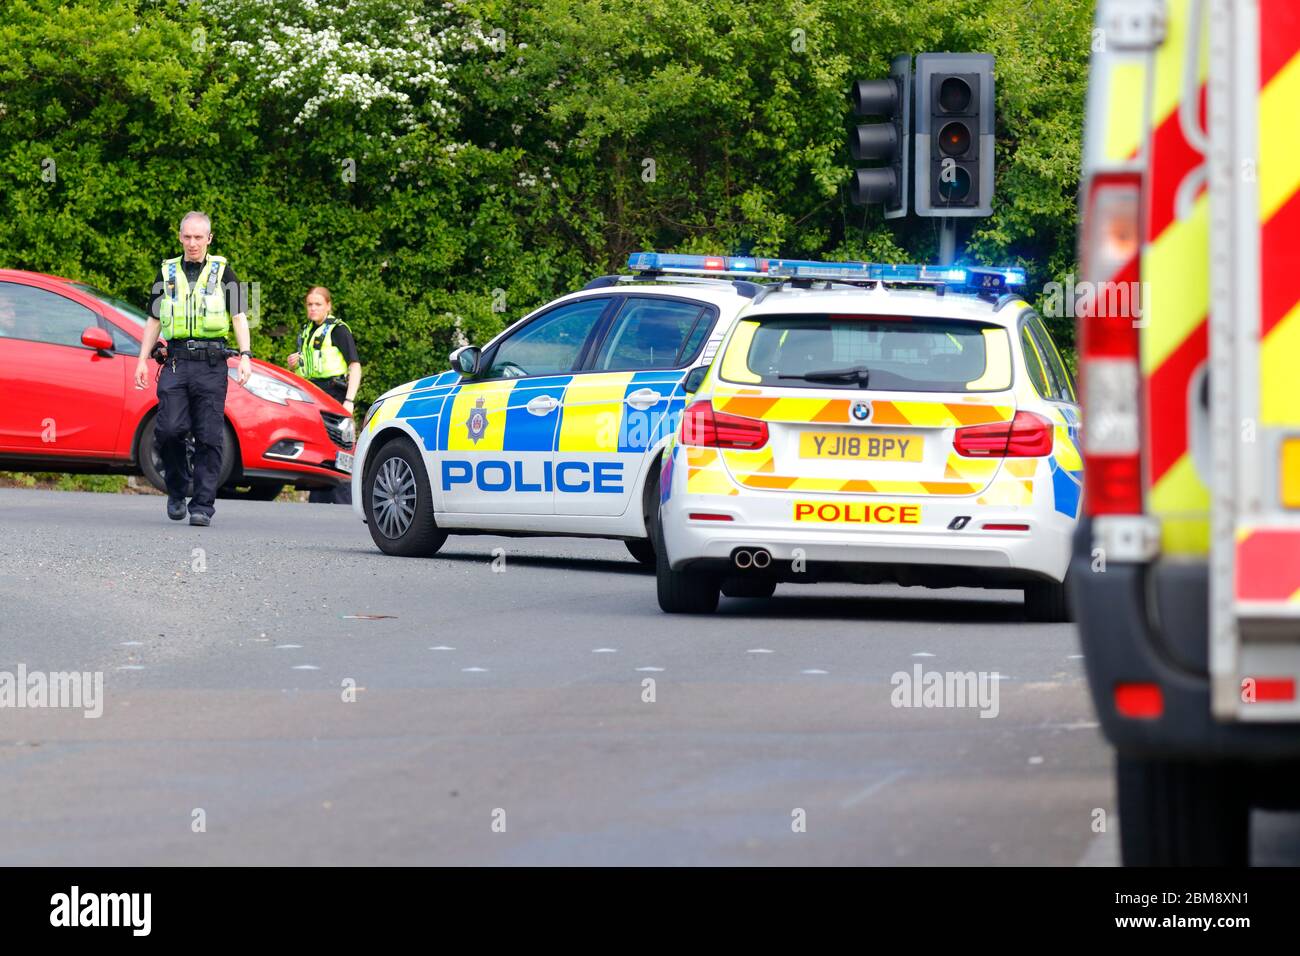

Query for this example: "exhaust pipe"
[732,548,772,570]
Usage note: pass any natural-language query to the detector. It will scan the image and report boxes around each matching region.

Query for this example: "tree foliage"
[0,0,1092,405]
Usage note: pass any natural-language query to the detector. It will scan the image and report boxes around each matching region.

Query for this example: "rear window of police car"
[718,315,1013,393]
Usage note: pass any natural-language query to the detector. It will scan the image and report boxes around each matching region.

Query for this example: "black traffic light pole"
[938,219,957,265]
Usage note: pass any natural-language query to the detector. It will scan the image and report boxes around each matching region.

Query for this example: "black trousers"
[155,356,229,517]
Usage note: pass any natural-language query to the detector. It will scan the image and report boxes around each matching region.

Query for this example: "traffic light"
[914,53,994,217]
[849,54,910,219]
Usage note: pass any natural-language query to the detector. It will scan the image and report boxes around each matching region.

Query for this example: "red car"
[0,268,354,498]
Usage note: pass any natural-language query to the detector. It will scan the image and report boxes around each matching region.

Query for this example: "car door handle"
[526,395,558,416]
[625,388,662,410]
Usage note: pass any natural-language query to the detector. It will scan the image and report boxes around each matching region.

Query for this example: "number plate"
[799,432,922,461]
[336,451,354,474]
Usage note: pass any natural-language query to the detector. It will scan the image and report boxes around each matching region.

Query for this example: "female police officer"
[288,286,361,503]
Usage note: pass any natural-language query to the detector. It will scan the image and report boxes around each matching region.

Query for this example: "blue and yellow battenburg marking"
[1048,405,1083,518]
[368,369,689,494]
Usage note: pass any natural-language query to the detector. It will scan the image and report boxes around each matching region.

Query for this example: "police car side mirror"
[450,346,480,376]
[682,365,708,394]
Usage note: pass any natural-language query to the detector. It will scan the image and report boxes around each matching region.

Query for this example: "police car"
[352,260,767,563]
[654,256,1082,621]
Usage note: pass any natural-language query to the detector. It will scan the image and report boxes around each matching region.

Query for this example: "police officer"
[134,210,252,526]
[287,286,361,504]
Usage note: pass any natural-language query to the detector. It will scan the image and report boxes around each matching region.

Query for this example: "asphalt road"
[1,487,1296,865]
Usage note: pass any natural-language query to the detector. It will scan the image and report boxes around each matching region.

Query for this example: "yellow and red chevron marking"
[712,388,1011,428]
[684,446,739,496]
[1259,0,1300,427]
[1130,0,1212,554]
[1236,527,1300,602]
[717,445,996,496]
[733,474,981,496]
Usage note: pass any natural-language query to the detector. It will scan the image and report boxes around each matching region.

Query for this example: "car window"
[719,314,1012,392]
[0,281,99,348]
[1028,314,1076,403]
[1020,324,1052,399]
[591,297,711,371]
[482,298,610,380]
[71,282,149,330]
[103,320,140,354]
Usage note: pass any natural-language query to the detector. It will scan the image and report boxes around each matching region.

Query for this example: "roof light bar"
[624,253,1026,289]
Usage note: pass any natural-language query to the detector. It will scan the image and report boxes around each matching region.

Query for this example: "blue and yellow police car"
[352,256,768,562]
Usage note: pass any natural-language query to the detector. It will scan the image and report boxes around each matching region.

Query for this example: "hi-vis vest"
[158,255,230,340]
[298,317,350,379]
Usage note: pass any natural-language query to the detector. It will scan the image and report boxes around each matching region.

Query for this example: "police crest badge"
[465,396,489,444]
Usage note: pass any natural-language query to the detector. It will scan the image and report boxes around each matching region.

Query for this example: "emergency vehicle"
[652,256,1082,621]
[351,264,763,562]
[1074,0,1300,864]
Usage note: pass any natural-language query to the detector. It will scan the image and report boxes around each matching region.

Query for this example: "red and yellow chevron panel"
[1259,0,1300,428]
[1137,0,1212,555]
[1236,527,1300,602]
[711,388,1011,429]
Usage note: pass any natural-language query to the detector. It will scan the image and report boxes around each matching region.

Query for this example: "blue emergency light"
[625,252,1025,290]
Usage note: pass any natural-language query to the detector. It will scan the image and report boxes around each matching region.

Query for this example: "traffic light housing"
[913,53,995,217]
[849,54,910,219]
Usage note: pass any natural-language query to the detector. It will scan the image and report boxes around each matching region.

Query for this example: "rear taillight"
[1114,682,1163,720]
[953,411,1054,458]
[680,401,769,449]
[1078,173,1143,515]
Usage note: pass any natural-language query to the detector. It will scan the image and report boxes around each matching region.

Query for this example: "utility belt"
[155,339,236,364]
[308,374,348,389]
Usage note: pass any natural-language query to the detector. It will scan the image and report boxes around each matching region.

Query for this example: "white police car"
[654,257,1082,620]
[352,256,771,563]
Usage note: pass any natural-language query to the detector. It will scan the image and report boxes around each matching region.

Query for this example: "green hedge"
[0,0,1091,408]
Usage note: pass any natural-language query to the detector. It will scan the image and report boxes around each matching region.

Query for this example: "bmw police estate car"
[654,256,1082,621]
[352,258,767,563]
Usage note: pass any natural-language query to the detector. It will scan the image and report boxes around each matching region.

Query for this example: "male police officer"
[134,211,252,526]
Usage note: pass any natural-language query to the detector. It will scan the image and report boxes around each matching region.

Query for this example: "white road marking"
[911,652,935,658]
[1040,720,1101,730]
[592,648,618,653]
[1028,756,1045,765]
[462,667,488,673]
[841,769,907,809]
[801,669,829,675]
[119,641,144,647]
[747,648,774,654]
[116,665,145,671]
[1067,654,1085,660]
[429,646,456,651]
[275,644,303,650]
[292,665,320,671]
[635,666,664,672]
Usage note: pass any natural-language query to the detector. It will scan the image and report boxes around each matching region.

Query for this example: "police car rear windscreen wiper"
[779,366,872,386]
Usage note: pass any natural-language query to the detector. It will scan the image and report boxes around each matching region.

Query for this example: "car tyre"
[626,461,664,568]
[1117,757,1250,866]
[139,414,236,497]
[655,515,719,614]
[363,436,446,557]
[625,538,656,567]
[1024,574,1072,623]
